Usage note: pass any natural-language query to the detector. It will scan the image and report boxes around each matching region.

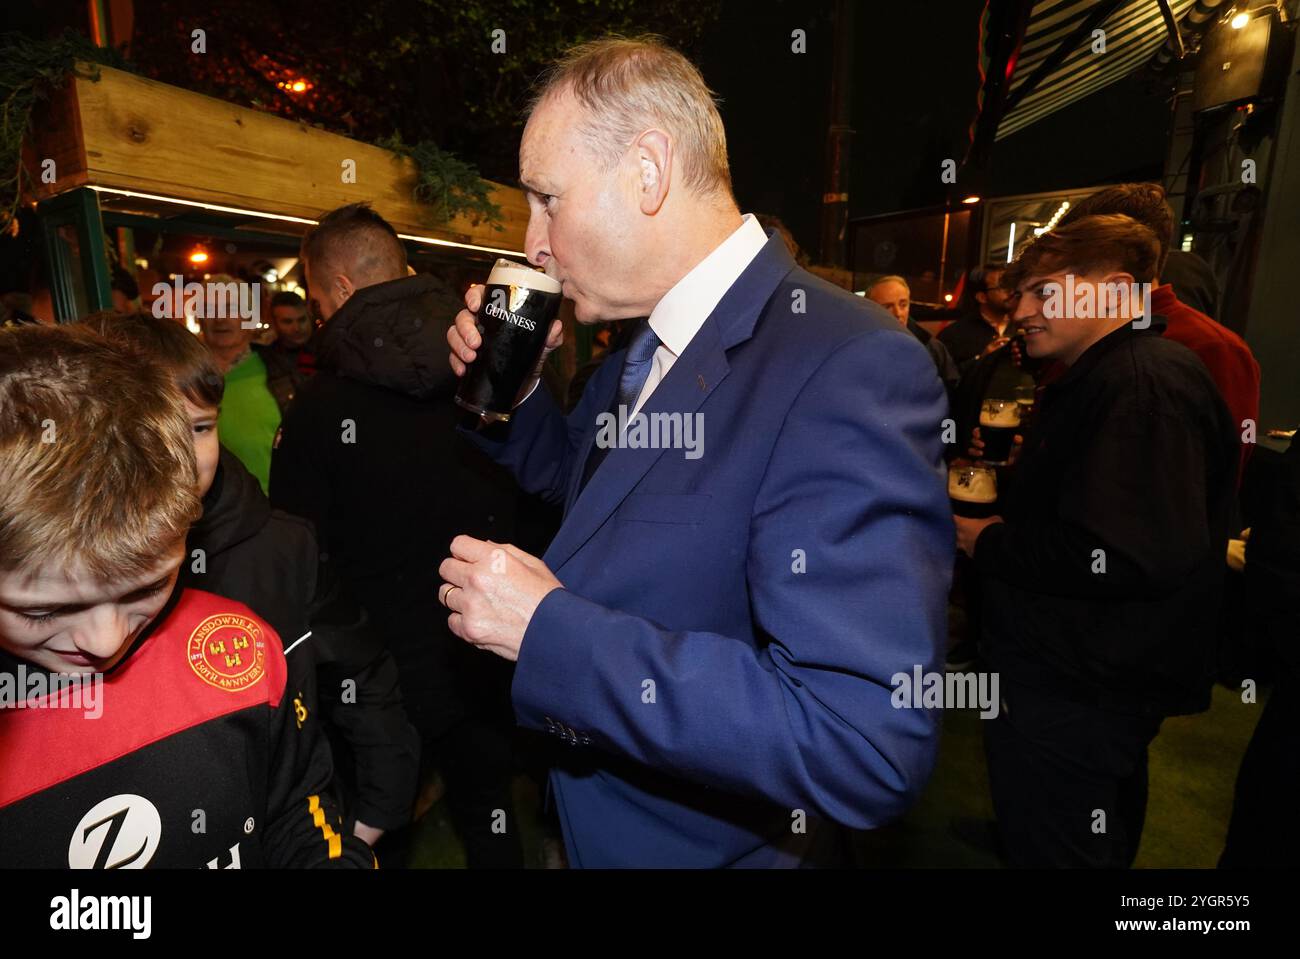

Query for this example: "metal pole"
[819,0,855,268]
[938,211,951,301]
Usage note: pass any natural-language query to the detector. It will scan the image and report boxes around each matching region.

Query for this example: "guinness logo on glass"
[455,259,564,424]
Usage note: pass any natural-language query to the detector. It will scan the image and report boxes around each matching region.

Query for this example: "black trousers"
[983,678,1163,868]
[1219,677,1299,868]
[378,600,525,869]
[428,716,526,869]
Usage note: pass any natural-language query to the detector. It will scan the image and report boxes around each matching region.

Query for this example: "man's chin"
[570,300,604,325]
[1023,337,1057,363]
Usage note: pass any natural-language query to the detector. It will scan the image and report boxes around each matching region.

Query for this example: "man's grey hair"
[866,274,910,295]
[526,35,733,199]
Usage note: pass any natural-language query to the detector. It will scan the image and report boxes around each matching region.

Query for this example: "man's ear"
[635,129,672,215]
[334,274,356,303]
[1099,271,1138,318]
[1100,270,1137,293]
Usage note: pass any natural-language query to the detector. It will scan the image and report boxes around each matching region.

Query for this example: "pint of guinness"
[979,398,1021,466]
[949,464,998,518]
[455,259,563,422]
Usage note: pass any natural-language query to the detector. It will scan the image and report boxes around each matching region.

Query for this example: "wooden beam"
[27,65,527,251]
[21,71,90,198]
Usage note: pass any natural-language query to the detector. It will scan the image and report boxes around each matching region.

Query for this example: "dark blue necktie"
[578,319,660,493]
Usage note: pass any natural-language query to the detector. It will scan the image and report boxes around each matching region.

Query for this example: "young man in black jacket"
[954,215,1238,868]
[271,203,529,868]
[83,312,419,846]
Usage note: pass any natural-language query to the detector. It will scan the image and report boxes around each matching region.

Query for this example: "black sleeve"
[1245,439,1300,670]
[309,559,421,832]
[269,395,331,529]
[262,638,377,868]
[952,351,999,456]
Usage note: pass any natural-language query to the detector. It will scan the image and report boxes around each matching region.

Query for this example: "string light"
[1033,200,1071,236]
[87,186,524,257]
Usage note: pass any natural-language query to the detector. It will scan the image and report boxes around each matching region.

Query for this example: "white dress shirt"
[512,214,768,414]
[629,213,768,418]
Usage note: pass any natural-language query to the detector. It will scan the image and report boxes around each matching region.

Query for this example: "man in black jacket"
[939,263,1014,373]
[864,274,960,401]
[259,291,317,413]
[270,203,527,868]
[954,215,1238,868]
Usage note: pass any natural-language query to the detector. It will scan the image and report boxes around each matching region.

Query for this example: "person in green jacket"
[200,289,281,494]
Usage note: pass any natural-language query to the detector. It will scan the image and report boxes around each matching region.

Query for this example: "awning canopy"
[996,0,1198,140]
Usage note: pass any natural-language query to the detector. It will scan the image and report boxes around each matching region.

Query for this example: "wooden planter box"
[24,64,528,251]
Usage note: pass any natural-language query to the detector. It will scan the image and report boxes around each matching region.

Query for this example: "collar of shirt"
[646,213,769,360]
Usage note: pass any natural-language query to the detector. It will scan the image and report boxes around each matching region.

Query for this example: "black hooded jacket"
[184,447,420,831]
[269,273,523,741]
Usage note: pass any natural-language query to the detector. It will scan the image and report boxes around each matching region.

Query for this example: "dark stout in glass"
[949,464,998,518]
[979,399,1020,466]
[455,258,563,422]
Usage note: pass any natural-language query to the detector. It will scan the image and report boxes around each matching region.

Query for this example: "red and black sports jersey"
[0,588,375,868]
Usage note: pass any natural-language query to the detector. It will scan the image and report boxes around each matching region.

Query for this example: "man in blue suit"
[438,36,953,867]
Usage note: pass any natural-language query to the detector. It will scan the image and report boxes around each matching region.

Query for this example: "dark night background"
[4,0,1174,257]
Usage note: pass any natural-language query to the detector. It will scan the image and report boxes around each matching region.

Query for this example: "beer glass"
[455,258,563,423]
[979,398,1020,466]
[949,464,998,518]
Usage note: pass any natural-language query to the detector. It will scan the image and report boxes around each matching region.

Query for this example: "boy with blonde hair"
[0,324,373,868]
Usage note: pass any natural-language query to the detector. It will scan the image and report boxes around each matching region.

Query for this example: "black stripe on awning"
[996,0,1196,140]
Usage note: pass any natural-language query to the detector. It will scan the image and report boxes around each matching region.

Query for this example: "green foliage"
[4,2,723,233]
[376,134,503,230]
[130,0,724,184]
[0,30,131,229]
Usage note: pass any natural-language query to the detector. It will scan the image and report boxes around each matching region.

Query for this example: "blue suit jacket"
[468,234,952,866]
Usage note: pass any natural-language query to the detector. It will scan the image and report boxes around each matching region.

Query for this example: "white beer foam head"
[488,259,561,294]
[948,467,997,502]
[980,403,1021,428]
